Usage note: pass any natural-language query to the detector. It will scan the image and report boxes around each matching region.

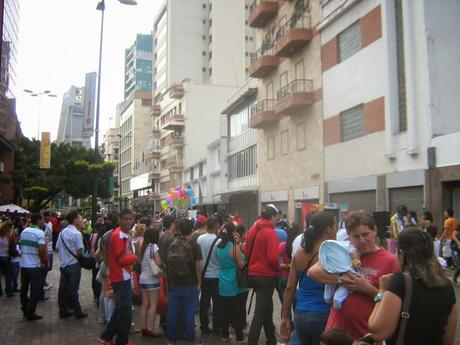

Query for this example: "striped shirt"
[20,225,45,268]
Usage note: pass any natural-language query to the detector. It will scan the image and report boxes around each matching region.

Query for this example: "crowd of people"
[0,203,458,345]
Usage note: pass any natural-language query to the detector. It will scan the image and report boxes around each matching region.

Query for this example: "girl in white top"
[138,228,162,337]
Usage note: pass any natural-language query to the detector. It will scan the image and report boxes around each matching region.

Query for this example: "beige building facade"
[250,0,324,224]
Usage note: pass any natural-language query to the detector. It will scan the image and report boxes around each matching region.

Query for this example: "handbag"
[148,245,164,277]
[61,236,96,270]
[237,229,261,288]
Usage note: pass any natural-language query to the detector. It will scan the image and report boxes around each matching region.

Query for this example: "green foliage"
[12,137,115,211]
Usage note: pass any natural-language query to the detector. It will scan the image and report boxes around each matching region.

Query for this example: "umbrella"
[0,204,31,214]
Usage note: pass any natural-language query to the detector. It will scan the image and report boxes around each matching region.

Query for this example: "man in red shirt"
[98,209,138,345]
[309,210,399,340]
[245,204,280,345]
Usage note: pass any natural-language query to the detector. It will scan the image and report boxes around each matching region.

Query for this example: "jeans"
[220,293,245,341]
[199,277,221,334]
[11,261,20,290]
[167,286,199,343]
[100,279,132,345]
[0,256,13,295]
[58,263,83,315]
[20,267,44,316]
[294,310,328,345]
[248,276,276,345]
[92,266,101,301]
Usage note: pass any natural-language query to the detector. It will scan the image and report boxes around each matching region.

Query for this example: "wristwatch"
[373,292,383,303]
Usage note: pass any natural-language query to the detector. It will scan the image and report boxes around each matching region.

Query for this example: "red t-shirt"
[325,248,399,339]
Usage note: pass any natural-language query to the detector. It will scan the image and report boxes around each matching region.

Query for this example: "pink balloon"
[175,190,181,199]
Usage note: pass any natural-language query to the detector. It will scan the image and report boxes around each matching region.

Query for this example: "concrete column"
[376,175,387,211]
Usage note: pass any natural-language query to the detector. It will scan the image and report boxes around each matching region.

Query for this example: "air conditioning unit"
[0,161,4,173]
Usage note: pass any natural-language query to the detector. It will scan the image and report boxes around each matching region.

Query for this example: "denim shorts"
[139,283,160,290]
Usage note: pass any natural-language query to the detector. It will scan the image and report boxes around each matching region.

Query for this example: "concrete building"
[249,0,324,224]
[56,86,91,148]
[149,0,255,211]
[0,0,21,204]
[124,33,153,100]
[320,0,460,224]
[101,126,120,210]
[220,78,259,225]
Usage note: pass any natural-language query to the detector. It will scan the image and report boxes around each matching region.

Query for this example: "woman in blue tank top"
[279,212,337,345]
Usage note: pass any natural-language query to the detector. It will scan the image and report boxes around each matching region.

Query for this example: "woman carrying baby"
[279,212,337,345]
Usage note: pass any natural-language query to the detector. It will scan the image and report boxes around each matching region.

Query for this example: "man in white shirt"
[56,211,87,319]
[197,216,222,336]
[20,213,47,320]
[43,212,54,292]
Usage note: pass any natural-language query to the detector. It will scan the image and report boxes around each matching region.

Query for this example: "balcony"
[249,99,278,128]
[161,114,185,131]
[150,148,161,159]
[165,157,183,173]
[163,134,184,147]
[274,15,312,57]
[151,104,161,116]
[249,0,279,28]
[149,171,161,180]
[249,45,280,78]
[169,84,184,99]
[275,79,314,116]
[152,127,161,137]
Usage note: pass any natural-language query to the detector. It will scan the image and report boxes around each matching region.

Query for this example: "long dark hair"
[140,228,160,259]
[301,212,335,253]
[217,222,235,249]
[398,227,449,288]
[286,223,300,258]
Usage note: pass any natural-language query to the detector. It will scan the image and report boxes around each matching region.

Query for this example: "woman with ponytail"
[279,212,337,345]
[368,227,457,345]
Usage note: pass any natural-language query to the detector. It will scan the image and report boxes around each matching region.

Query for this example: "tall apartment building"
[101,127,120,209]
[56,86,91,148]
[248,0,323,224]
[320,0,460,224]
[0,0,21,204]
[124,33,153,100]
[149,0,255,210]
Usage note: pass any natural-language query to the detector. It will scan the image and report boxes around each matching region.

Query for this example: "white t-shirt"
[197,233,221,279]
[139,243,160,285]
[292,232,304,257]
[56,225,84,268]
[20,226,45,268]
[45,222,53,254]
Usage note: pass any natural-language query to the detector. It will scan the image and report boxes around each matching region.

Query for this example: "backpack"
[166,236,194,278]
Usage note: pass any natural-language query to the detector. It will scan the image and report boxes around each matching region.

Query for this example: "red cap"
[197,215,208,226]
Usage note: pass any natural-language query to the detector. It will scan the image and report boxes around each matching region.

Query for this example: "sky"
[15,0,162,142]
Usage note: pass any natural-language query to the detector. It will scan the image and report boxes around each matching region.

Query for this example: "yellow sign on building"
[40,132,51,169]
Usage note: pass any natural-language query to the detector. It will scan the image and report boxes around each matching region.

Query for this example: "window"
[202,67,207,72]
[228,145,257,180]
[395,0,407,132]
[338,21,361,62]
[190,167,194,180]
[267,136,275,160]
[229,100,255,138]
[202,35,206,40]
[202,3,206,8]
[281,130,289,156]
[296,122,306,151]
[202,51,206,56]
[340,104,364,141]
[202,19,206,24]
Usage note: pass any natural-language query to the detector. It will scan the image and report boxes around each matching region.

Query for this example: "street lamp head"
[31,94,38,97]
[118,0,137,5]
[96,0,105,11]
[23,89,33,93]
[48,94,58,98]
[43,90,51,94]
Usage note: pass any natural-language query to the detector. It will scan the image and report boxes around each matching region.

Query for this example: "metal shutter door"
[389,186,424,216]
[330,190,376,212]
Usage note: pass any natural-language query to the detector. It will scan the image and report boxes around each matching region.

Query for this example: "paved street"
[0,264,459,345]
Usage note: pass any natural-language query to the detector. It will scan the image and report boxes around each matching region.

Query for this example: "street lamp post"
[23,89,58,140]
[92,0,137,224]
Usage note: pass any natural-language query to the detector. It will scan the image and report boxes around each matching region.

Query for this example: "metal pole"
[92,2,105,224]
[37,95,42,140]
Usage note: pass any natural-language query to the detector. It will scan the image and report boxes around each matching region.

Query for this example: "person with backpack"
[166,218,202,345]
[245,204,281,345]
[197,216,222,336]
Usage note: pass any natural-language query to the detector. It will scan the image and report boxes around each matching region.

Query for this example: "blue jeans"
[58,263,82,315]
[100,279,132,345]
[294,310,329,345]
[20,267,44,316]
[167,286,199,343]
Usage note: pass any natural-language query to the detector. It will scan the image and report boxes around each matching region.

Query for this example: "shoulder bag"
[202,237,219,279]
[237,229,261,288]
[148,244,164,277]
[61,235,96,270]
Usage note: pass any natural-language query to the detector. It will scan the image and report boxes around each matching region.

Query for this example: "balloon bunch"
[161,186,197,211]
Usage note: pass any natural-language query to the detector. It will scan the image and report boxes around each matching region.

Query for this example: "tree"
[12,137,115,211]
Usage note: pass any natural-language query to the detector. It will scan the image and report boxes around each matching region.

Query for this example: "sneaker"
[26,314,43,321]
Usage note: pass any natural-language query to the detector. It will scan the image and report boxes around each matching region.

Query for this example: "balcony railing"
[251,99,276,115]
[249,44,280,78]
[249,0,279,28]
[249,99,278,128]
[161,114,185,131]
[277,79,313,101]
[276,79,314,116]
[273,15,312,56]
[151,104,161,116]
[169,84,184,99]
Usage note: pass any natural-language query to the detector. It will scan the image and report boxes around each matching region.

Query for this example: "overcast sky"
[16,0,162,142]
